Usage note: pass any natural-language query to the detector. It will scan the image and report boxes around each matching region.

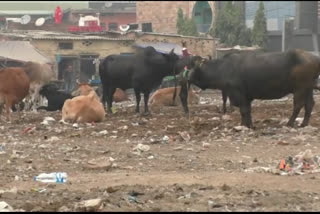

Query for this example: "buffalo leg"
[287,91,305,127]
[101,84,108,110]
[106,87,116,114]
[222,90,228,114]
[300,89,314,127]
[239,102,253,128]
[143,91,151,115]
[179,80,189,114]
[134,88,141,113]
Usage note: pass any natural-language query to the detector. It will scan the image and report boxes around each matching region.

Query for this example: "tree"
[176,8,184,35]
[210,2,251,46]
[176,8,199,37]
[251,1,267,49]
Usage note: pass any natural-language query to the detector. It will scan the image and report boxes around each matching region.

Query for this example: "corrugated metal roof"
[0,30,135,41]
[135,32,215,40]
[33,36,134,41]
[0,41,51,63]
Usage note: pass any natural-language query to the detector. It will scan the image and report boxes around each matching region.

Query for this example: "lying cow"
[149,87,199,110]
[113,88,129,103]
[37,83,73,111]
[61,83,105,123]
[182,50,320,128]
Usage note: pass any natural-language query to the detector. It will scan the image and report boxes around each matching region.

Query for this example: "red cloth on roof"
[55,6,63,24]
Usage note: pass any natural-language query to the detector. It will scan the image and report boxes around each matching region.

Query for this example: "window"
[108,22,118,31]
[58,42,73,50]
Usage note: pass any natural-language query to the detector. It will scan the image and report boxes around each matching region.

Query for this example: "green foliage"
[210,2,252,46]
[176,8,184,35]
[251,1,268,49]
[176,8,199,37]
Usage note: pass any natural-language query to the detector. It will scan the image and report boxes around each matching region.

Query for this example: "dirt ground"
[1,90,320,212]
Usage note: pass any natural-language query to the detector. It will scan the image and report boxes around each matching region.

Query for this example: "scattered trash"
[47,136,59,142]
[34,172,67,183]
[111,107,117,114]
[41,117,55,125]
[178,131,191,142]
[246,149,320,176]
[209,117,220,121]
[97,130,108,136]
[133,143,150,154]
[31,188,47,193]
[233,126,249,132]
[118,125,128,130]
[22,126,36,134]
[128,195,138,203]
[0,187,18,195]
[73,123,79,128]
[0,145,4,154]
[202,142,210,148]
[162,135,169,141]
[222,115,232,121]
[277,141,289,146]
[147,155,154,160]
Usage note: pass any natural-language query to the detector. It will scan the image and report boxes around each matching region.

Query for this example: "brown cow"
[62,83,105,123]
[0,67,30,121]
[113,88,129,103]
[149,87,199,110]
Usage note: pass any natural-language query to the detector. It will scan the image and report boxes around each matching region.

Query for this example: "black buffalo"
[37,83,73,111]
[181,49,320,128]
[99,46,180,115]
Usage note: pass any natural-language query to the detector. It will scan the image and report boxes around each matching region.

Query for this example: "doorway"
[79,54,99,83]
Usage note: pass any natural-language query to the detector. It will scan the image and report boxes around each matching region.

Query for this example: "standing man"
[181,41,192,58]
[64,64,74,93]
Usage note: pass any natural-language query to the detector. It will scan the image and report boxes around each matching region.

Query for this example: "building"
[136,1,216,34]
[218,1,319,53]
[0,1,88,30]
[0,30,135,83]
[244,1,296,31]
[71,1,136,32]
[0,1,136,33]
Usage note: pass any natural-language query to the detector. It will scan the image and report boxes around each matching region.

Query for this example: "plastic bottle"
[34,172,67,183]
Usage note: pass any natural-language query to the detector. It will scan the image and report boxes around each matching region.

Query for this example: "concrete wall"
[30,39,135,79]
[30,39,135,61]
[266,30,319,52]
[132,33,216,58]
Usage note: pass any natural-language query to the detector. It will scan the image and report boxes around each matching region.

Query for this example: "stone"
[0,201,13,212]
[86,159,112,171]
[75,198,103,212]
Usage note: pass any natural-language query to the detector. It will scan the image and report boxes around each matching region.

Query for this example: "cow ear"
[170,49,175,54]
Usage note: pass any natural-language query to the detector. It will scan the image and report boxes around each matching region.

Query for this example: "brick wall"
[136,1,216,34]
